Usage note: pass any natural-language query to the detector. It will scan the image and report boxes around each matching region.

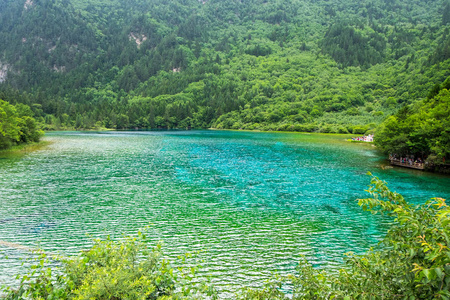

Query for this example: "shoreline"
[0,140,52,157]
[45,128,364,143]
[46,127,365,137]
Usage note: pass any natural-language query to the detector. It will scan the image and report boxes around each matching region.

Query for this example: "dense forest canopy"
[0,0,450,134]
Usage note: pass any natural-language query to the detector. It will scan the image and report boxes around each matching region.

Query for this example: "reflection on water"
[1,130,449,292]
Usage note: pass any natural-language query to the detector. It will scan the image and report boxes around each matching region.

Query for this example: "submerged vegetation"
[1,0,449,296]
[0,0,449,163]
[3,177,450,299]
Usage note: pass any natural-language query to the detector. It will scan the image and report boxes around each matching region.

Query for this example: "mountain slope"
[0,0,449,132]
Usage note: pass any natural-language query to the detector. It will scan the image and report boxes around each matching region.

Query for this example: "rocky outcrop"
[24,0,33,10]
[0,62,9,83]
[129,32,147,49]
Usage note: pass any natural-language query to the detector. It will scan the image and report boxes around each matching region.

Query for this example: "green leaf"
[434,267,443,279]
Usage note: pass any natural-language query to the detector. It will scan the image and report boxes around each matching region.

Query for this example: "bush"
[4,177,449,299]
[3,230,217,300]
[239,175,450,299]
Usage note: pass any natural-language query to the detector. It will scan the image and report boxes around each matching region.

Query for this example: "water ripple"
[0,131,449,293]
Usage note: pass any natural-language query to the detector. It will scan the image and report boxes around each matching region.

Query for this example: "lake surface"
[1,130,450,292]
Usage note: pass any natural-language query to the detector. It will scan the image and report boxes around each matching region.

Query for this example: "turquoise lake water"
[1,130,449,292]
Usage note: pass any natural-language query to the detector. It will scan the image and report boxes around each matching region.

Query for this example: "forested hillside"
[1,0,450,133]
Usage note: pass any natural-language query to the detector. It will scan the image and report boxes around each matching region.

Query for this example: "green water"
[1,130,449,291]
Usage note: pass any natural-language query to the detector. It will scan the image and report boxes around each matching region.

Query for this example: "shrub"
[3,230,217,300]
[240,175,450,299]
[4,177,449,299]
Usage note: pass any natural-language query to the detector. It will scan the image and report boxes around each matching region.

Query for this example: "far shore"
[43,128,370,140]
[45,126,371,137]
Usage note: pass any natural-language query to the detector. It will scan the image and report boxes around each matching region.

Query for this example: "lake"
[1,130,449,292]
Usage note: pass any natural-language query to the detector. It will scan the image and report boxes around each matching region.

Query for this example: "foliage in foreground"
[3,176,450,299]
[3,231,216,300]
[238,175,450,299]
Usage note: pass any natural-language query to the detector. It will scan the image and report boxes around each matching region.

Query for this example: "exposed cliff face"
[129,32,148,49]
[24,0,33,10]
[0,0,99,88]
[0,62,9,83]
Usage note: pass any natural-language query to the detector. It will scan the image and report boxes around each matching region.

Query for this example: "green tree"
[116,114,130,129]
[375,87,450,167]
[239,176,450,299]
[0,99,20,148]
[0,99,43,149]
